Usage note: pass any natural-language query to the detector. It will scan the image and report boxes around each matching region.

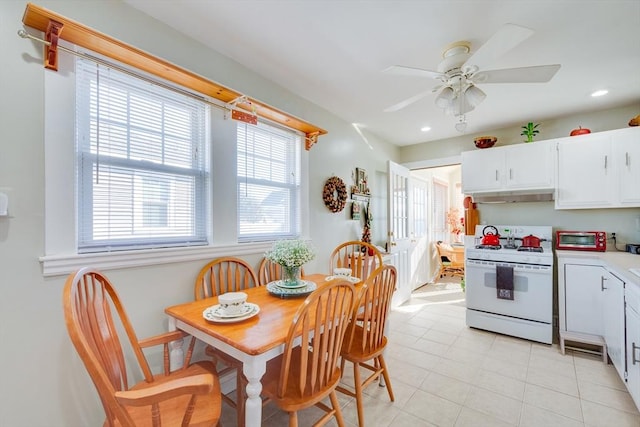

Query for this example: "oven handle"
[466,259,553,272]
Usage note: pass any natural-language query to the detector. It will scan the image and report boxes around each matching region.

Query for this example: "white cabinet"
[626,284,640,409]
[618,131,640,205]
[461,140,554,194]
[602,271,625,380]
[556,127,640,209]
[562,263,605,336]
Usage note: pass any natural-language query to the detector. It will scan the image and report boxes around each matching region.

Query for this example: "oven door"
[465,259,552,323]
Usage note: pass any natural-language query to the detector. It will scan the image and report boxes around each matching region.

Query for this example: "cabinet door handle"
[604,155,608,170]
[626,152,630,167]
[495,170,499,181]
[633,342,639,365]
[600,276,608,291]
[509,168,513,180]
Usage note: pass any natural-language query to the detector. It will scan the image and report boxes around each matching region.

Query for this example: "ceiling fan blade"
[472,64,561,84]
[463,23,535,72]
[382,65,444,80]
[384,88,435,112]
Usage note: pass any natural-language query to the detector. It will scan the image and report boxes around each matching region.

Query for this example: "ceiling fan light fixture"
[435,86,455,108]
[464,84,486,107]
[454,115,467,132]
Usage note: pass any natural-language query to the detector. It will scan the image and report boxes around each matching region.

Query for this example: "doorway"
[410,164,464,284]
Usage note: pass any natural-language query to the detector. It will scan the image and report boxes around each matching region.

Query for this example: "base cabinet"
[602,271,625,380]
[626,285,640,409]
[562,263,605,336]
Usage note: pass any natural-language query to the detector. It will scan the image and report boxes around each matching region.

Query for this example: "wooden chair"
[194,256,260,426]
[63,267,221,427]
[337,265,397,427]
[436,241,465,278]
[261,280,356,427]
[330,240,383,282]
[257,257,305,286]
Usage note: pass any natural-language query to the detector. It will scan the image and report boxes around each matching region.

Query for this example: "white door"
[387,161,412,307]
[411,177,430,290]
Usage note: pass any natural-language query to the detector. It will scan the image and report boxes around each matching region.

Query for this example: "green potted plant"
[521,122,540,142]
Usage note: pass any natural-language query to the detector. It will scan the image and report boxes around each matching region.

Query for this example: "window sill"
[39,242,273,277]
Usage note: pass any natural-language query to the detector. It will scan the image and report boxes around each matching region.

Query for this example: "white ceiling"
[124,0,640,146]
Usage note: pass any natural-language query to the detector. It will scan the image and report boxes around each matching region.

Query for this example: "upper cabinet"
[461,140,554,194]
[555,127,640,209]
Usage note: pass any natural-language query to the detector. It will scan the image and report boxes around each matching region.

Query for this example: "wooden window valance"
[21,2,326,150]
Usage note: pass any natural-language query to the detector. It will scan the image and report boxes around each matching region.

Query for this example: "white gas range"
[465,225,554,344]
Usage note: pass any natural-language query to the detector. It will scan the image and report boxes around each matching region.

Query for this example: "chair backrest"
[329,240,383,281]
[344,265,397,355]
[63,267,155,426]
[277,280,356,398]
[194,257,259,300]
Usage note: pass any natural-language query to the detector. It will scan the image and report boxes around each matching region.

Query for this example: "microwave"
[556,230,607,251]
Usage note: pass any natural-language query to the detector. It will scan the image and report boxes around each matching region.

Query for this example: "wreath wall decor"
[323,176,347,213]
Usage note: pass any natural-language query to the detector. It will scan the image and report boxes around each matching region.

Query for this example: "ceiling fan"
[383,23,561,131]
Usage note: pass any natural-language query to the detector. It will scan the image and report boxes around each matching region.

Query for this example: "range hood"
[471,190,555,204]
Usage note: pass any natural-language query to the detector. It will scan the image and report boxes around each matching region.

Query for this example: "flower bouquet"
[265,239,315,286]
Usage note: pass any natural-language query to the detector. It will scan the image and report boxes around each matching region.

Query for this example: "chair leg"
[353,362,365,427]
[330,390,345,427]
[377,355,395,402]
[288,411,298,427]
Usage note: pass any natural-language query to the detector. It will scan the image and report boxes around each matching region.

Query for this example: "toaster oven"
[556,230,606,252]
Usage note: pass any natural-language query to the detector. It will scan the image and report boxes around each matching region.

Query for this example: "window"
[412,179,428,238]
[42,50,308,276]
[75,59,209,253]
[432,178,448,242]
[236,121,301,242]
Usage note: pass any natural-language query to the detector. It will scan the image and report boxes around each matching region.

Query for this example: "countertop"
[555,250,640,288]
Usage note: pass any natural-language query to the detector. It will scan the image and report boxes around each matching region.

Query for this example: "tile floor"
[220,279,640,426]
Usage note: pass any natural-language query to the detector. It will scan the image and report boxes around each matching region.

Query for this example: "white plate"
[203,303,260,323]
[270,279,309,289]
[207,303,255,318]
[266,280,317,297]
[325,275,360,283]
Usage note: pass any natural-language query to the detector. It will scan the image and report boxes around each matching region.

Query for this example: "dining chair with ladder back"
[63,267,221,427]
[336,264,397,427]
[257,257,306,286]
[260,280,356,427]
[329,240,383,282]
[194,256,260,426]
[435,241,465,278]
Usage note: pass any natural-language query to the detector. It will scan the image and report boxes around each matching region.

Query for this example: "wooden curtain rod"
[20,2,326,149]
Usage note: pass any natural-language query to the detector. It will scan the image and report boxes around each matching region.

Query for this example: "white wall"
[0,2,398,426]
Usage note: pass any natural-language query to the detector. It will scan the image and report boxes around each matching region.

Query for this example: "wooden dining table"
[164,273,363,427]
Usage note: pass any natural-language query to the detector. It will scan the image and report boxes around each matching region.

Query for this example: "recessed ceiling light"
[591,90,608,97]
[421,126,431,132]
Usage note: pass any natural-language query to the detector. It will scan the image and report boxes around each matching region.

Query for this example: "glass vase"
[282,265,301,287]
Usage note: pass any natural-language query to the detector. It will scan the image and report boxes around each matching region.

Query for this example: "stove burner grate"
[517,246,544,253]
[475,244,502,250]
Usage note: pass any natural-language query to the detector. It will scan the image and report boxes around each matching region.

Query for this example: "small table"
[165,274,362,427]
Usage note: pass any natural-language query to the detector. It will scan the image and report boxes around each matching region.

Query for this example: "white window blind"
[76,59,209,253]
[237,121,301,242]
